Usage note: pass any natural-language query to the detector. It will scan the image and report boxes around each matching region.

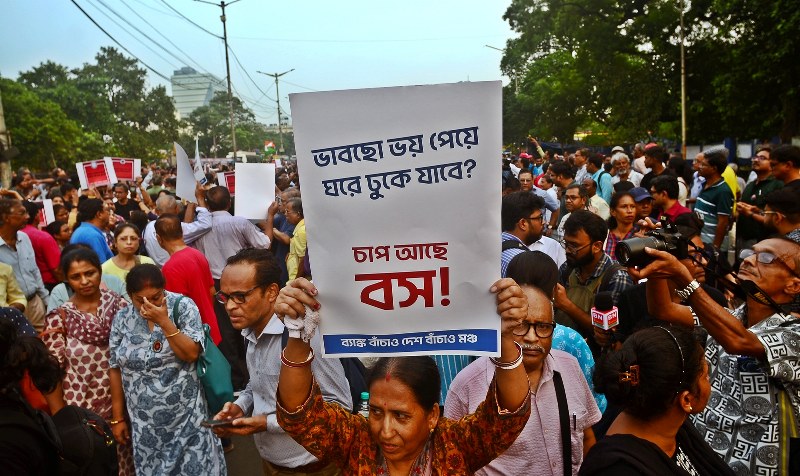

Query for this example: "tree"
[184,91,258,156]
[501,0,799,145]
[18,47,181,162]
[0,78,103,171]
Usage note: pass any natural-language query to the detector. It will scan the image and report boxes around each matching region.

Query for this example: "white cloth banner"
[290,81,502,357]
[234,163,275,219]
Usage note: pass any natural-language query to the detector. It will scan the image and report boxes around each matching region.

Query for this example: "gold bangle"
[109,419,124,425]
[165,329,181,338]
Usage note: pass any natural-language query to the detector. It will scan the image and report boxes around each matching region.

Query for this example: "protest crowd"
[2,140,800,476]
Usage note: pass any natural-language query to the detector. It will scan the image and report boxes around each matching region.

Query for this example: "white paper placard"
[737,143,753,159]
[76,160,118,190]
[290,81,502,357]
[175,142,198,203]
[234,163,275,219]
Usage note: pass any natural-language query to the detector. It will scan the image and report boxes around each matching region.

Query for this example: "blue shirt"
[591,168,613,204]
[70,222,113,262]
[0,231,48,300]
[433,354,476,404]
[552,324,607,413]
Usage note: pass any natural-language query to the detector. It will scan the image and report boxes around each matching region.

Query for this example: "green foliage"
[8,47,181,170]
[501,0,800,146]
[0,78,100,171]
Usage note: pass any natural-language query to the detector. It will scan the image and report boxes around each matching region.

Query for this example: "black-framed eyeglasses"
[560,241,591,254]
[526,214,543,223]
[740,249,800,278]
[215,285,263,304]
[511,321,556,338]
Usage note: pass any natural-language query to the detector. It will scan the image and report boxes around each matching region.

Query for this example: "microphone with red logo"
[591,292,619,330]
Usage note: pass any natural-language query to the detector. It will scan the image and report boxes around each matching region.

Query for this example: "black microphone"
[591,291,618,330]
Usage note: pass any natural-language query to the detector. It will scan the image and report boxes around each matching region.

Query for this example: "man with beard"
[444,281,600,476]
[633,236,800,475]
[735,148,783,252]
[553,210,633,350]
[501,192,566,274]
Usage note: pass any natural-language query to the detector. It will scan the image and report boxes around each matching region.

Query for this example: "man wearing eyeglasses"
[501,191,566,274]
[633,236,800,475]
[736,147,783,253]
[445,282,600,476]
[553,210,634,356]
[212,248,351,475]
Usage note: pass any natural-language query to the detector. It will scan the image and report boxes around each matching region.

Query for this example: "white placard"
[234,163,275,219]
[290,81,501,357]
[686,145,702,159]
[175,142,199,203]
[75,160,118,190]
[737,143,753,159]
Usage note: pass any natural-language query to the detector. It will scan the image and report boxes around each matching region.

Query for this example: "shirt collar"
[241,313,284,342]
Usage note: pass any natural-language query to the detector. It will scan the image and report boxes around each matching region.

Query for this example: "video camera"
[615,221,689,268]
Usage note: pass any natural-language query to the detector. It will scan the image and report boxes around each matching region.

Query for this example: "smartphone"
[201,419,235,428]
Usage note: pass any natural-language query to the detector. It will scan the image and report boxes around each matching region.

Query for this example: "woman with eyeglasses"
[272,277,532,475]
[580,326,733,475]
[108,264,226,475]
[102,223,154,286]
[41,247,135,475]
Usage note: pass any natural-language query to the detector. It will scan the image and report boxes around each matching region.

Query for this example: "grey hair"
[155,194,178,214]
[611,152,630,165]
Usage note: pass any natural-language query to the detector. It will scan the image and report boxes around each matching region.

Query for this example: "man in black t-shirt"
[639,145,676,191]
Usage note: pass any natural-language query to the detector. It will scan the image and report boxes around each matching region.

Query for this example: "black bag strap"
[502,239,529,252]
[553,370,571,476]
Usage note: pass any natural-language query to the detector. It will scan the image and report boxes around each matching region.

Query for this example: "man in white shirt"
[610,153,643,187]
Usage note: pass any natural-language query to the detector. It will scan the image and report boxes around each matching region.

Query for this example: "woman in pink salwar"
[42,247,134,475]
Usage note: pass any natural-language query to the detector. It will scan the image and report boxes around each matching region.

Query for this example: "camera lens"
[616,236,665,267]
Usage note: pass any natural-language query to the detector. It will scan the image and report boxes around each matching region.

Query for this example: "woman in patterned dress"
[108,264,225,475]
[41,247,134,475]
[579,326,733,475]
[271,277,532,475]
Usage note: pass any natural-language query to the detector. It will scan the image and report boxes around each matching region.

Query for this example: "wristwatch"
[677,279,700,301]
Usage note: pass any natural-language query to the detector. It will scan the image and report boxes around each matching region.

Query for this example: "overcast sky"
[1,0,515,124]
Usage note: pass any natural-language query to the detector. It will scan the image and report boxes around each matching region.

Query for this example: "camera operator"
[595,213,727,350]
[627,236,800,475]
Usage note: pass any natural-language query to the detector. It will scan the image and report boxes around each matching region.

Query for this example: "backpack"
[502,239,529,252]
[554,263,624,338]
[50,405,117,476]
[0,395,117,476]
[282,328,368,414]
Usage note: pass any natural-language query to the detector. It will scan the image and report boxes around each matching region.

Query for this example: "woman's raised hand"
[275,278,320,320]
[490,278,528,336]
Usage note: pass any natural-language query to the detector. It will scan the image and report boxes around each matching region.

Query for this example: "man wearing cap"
[694,148,733,250]
[629,187,655,221]
[610,152,643,188]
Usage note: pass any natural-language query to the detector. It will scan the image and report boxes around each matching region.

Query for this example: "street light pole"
[680,0,687,159]
[196,0,241,158]
[485,45,517,94]
[257,69,294,155]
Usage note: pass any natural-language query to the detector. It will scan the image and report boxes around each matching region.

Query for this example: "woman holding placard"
[271,277,532,475]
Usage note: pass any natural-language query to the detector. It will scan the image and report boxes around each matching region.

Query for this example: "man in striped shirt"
[694,148,733,250]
